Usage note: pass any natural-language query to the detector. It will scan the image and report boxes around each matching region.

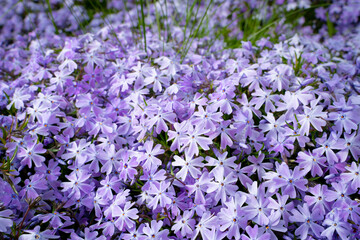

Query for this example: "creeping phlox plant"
[0,0,360,239]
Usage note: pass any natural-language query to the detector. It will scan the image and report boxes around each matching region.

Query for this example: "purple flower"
[314,133,345,164]
[234,163,253,187]
[341,162,360,190]
[61,172,94,199]
[7,88,31,110]
[144,71,170,93]
[186,171,211,204]
[0,210,13,233]
[340,132,360,160]
[62,139,90,165]
[121,226,146,240]
[19,174,47,199]
[104,190,129,219]
[98,144,122,175]
[250,87,278,112]
[218,193,247,239]
[142,220,169,240]
[304,184,330,216]
[205,149,237,178]
[181,124,213,158]
[172,154,203,181]
[19,226,59,240]
[208,120,237,149]
[140,140,164,171]
[82,65,102,88]
[146,108,176,134]
[167,121,188,151]
[243,193,270,226]
[36,112,60,136]
[171,210,195,238]
[38,211,71,229]
[266,64,293,92]
[97,175,121,200]
[82,193,108,218]
[192,211,218,240]
[267,193,294,225]
[297,98,327,136]
[75,93,103,116]
[321,212,351,240]
[148,181,172,210]
[258,211,287,240]
[259,112,286,139]
[140,169,166,191]
[324,181,356,206]
[88,117,113,136]
[242,153,273,180]
[296,150,326,177]
[18,139,46,168]
[118,151,138,182]
[328,110,358,134]
[207,171,238,204]
[289,204,324,239]
[114,202,139,231]
[270,163,308,198]
[192,105,223,131]
[99,219,116,237]
[70,228,106,240]
[241,225,270,240]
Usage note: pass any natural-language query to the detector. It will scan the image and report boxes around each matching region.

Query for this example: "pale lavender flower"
[148,181,172,210]
[0,210,12,233]
[61,172,94,199]
[241,225,270,240]
[321,212,351,240]
[207,171,238,204]
[341,162,360,190]
[296,150,326,177]
[18,139,46,168]
[205,149,237,178]
[142,220,169,240]
[289,204,324,239]
[114,202,139,231]
[181,124,213,158]
[19,226,59,240]
[172,154,203,180]
[171,210,195,238]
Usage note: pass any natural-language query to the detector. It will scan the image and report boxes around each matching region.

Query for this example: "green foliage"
[326,12,336,37]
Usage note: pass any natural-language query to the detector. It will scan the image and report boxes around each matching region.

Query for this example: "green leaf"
[9,146,18,164]
[0,137,6,146]
[139,0,147,53]
[326,13,336,37]
[285,121,294,130]
[0,126,7,139]
[18,115,29,131]
[45,0,59,34]
[3,90,10,101]
[309,176,320,181]
[2,173,18,195]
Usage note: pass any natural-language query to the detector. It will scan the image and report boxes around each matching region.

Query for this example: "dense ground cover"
[0,0,360,239]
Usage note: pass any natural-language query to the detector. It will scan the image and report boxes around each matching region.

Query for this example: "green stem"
[140,0,147,53]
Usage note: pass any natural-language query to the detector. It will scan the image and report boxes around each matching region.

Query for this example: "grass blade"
[140,0,147,53]
[45,0,59,34]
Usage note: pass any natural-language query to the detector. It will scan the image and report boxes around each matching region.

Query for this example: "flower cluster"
[1,0,360,239]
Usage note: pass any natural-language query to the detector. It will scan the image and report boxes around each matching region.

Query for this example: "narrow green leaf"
[140,0,147,53]
[285,121,294,130]
[0,126,7,140]
[9,146,18,164]
[326,13,336,37]
[45,0,59,34]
